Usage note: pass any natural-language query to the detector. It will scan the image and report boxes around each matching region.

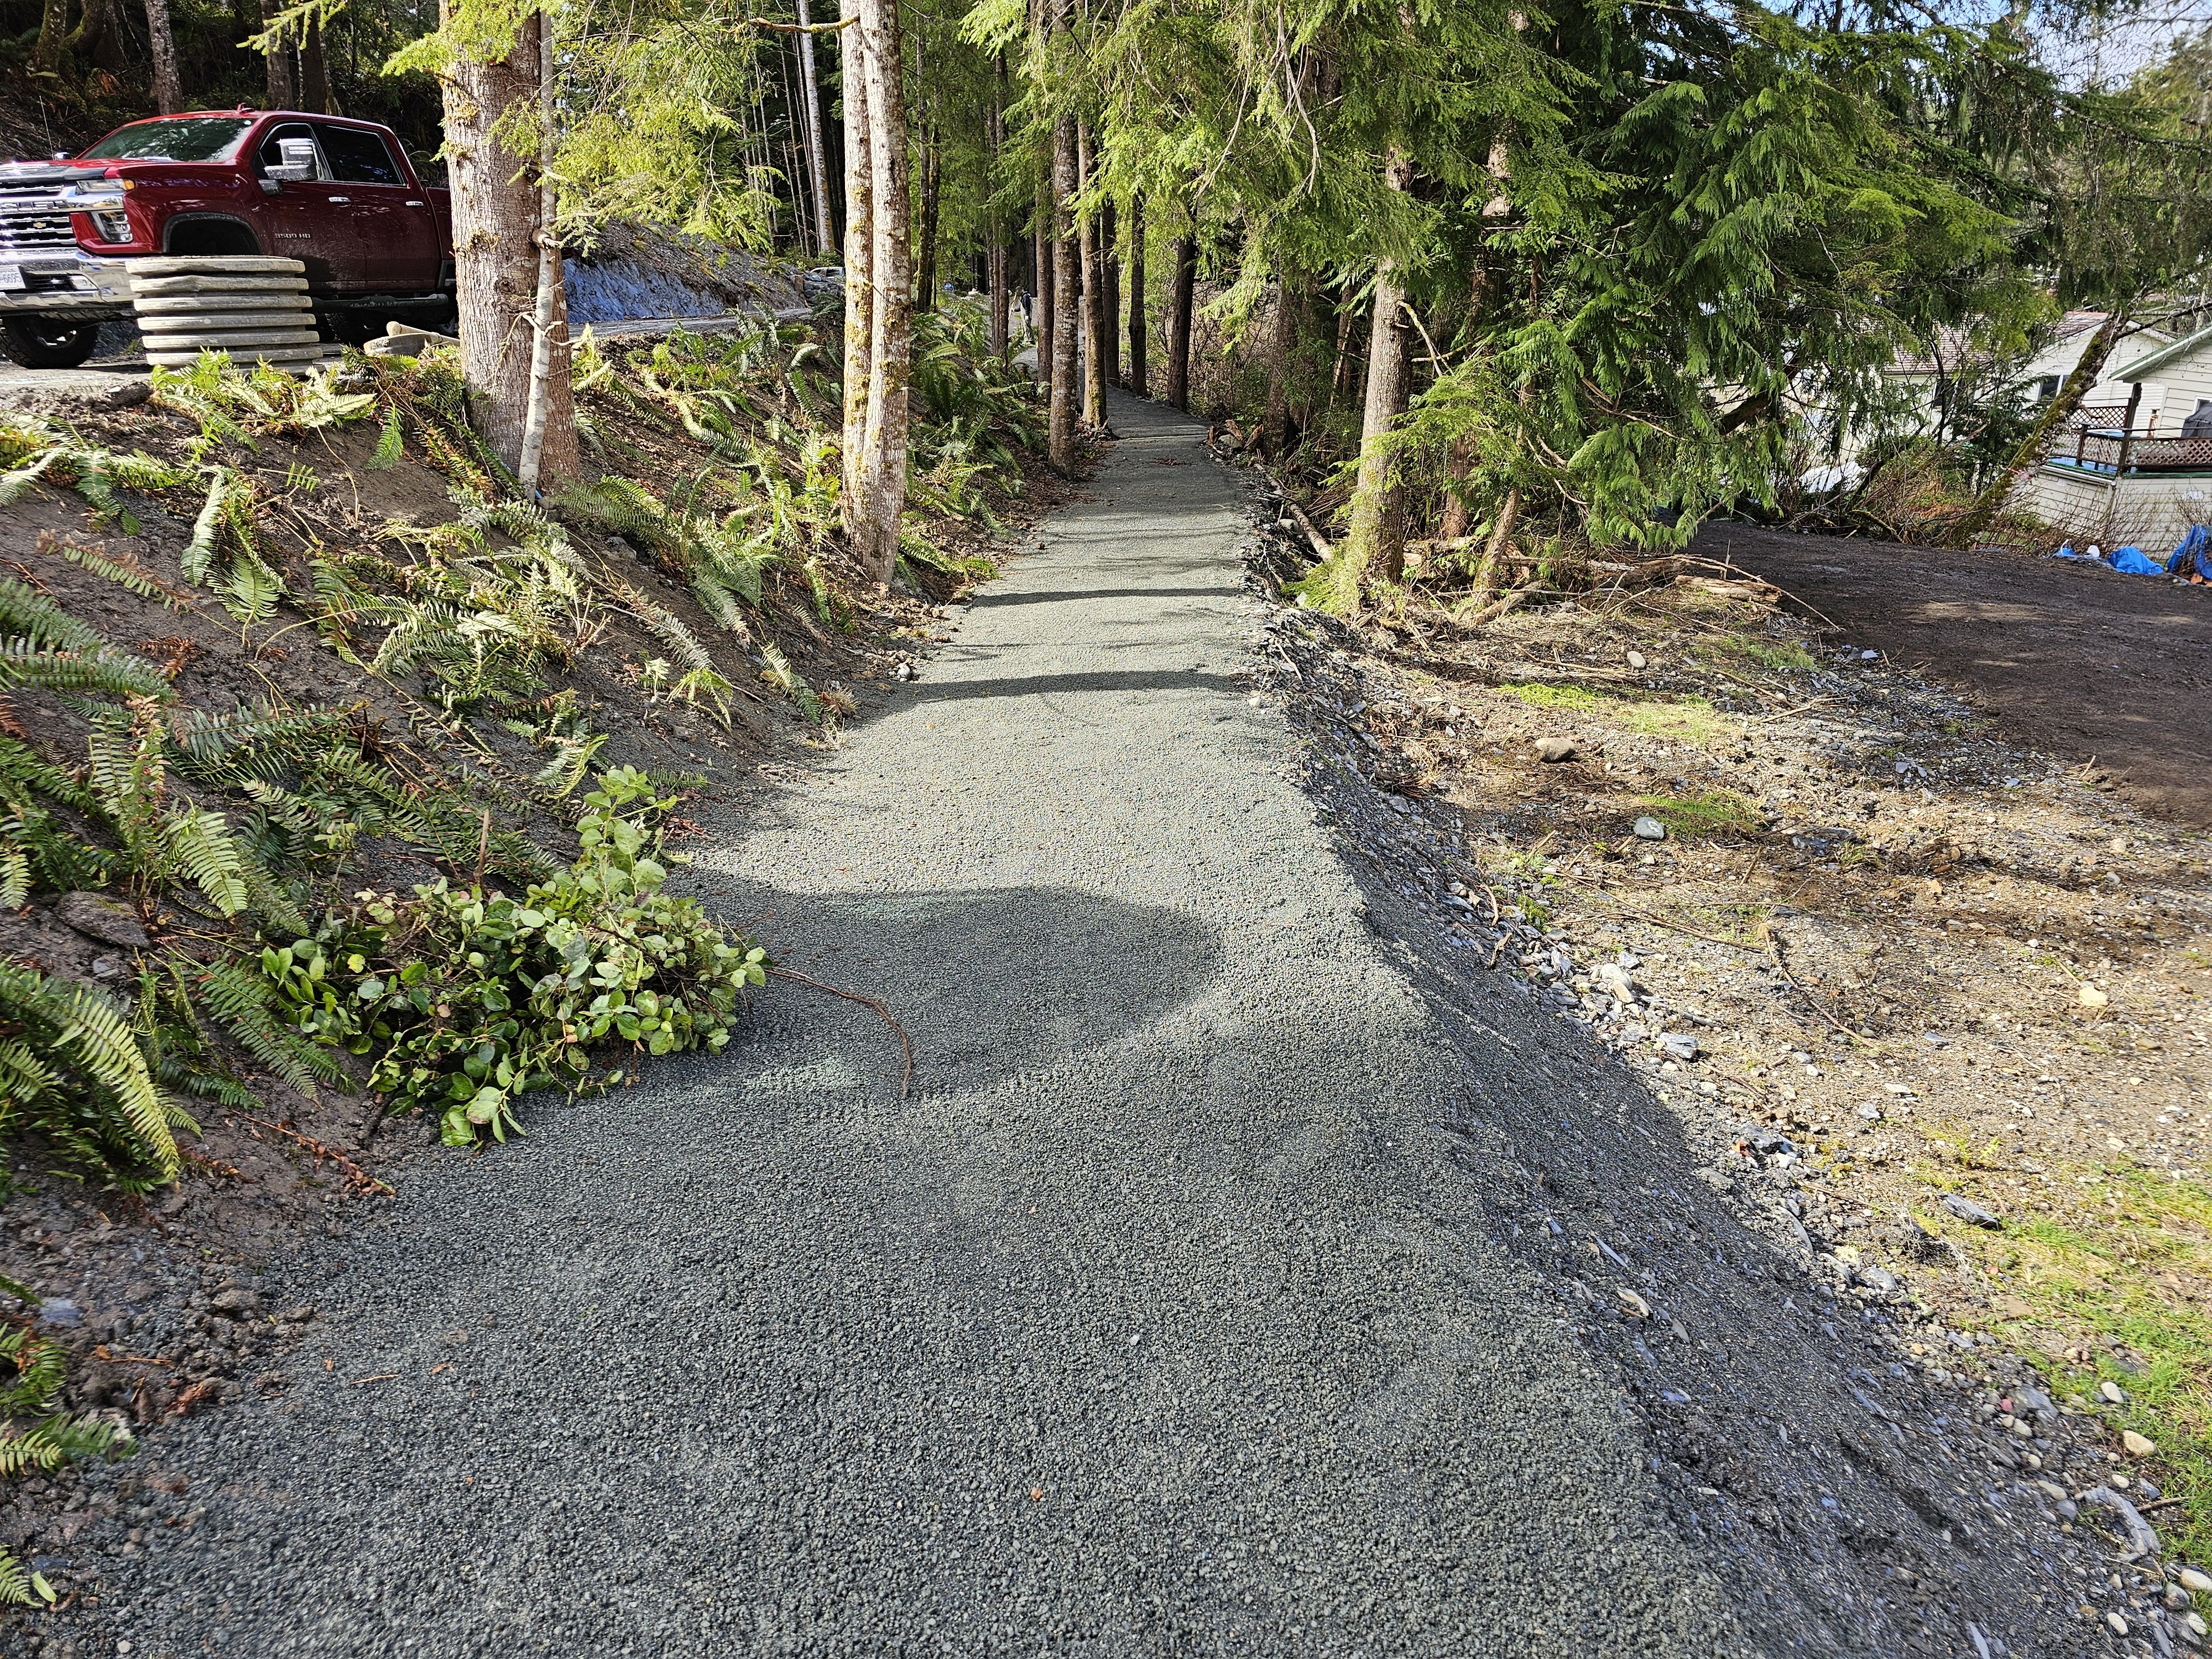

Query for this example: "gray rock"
[209,1288,262,1319]
[1857,1265,1898,1295]
[54,891,149,949]
[1633,816,1666,841]
[1940,1193,2001,1229]
[1535,736,1577,763]
[1626,650,1648,670]
[1658,1034,1699,1062]
[38,1298,81,1328]
[90,954,125,980]
[2102,1380,2131,1406]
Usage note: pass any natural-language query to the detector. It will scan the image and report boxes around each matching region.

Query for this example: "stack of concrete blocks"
[128,256,326,370]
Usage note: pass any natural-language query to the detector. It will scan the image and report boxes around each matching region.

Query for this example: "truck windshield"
[80,118,251,163]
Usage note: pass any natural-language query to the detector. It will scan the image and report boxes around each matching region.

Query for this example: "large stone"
[129,274,311,298]
[128,254,307,277]
[1535,736,1577,763]
[54,891,149,949]
[137,310,318,335]
[134,294,314,317]
[133,327,322,350]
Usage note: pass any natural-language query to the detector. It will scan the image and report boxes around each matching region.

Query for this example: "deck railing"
[2049,427,2212,477]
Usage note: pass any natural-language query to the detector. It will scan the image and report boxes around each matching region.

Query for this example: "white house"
[2012,320,2212,551]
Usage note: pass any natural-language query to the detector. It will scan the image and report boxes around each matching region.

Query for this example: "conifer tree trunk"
[444,6,575,482]
[1340,146,1416,592]
[849,0,911,583]
[795,0,834,255]
[986,59,1009,355]
[301,17,330,111]
[915,126,941,314]
[33,0,70,72]
[1034,196,1051,375]
[260,0,294,105]
[1164,231,1196,411]
[1264,264,1300,455]
[1100,195,1120,388]
[1048,116,1080,469]
[144,0,182,112]
[1126,192,1147,397]
[1077,123,1105,429]
[1950,310,2132,547]
[839,0,874,528]
[517,7,576,493]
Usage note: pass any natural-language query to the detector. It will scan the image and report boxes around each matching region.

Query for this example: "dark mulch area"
[1695,520,2212,826]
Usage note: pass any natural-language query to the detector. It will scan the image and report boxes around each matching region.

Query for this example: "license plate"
[0,265,22,292]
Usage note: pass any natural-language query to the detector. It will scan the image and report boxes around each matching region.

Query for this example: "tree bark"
[33,0,69,72]
[1263,263,1301,456]
[1126,192,1146,397]
[1047,116,1079,470]
[445,6,576,482]
[795,0,834,255]
[1950,310,2132,547]
[144,0,181,112]
[300,18,330,111]
[1034,174,1052,381]
[986,56,1009,355]
[1100,194,1120,388]
[1076,123,1104,429]
[1164,230,1196,412]
[850,0,911,585]
[517,8,573,493]
[914,124,941,314]
[260,0,294,106]
[838,0,873,530]
[1342,145,1416,590]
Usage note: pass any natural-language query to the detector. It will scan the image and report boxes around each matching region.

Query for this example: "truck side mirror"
[266,137,319,184]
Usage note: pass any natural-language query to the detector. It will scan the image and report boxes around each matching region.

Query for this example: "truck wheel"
[0,317,101,370]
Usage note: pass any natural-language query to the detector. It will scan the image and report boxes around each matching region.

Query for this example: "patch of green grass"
[1634,788,1764,839]
[1499,681,1605,713]
[1719,634,1817,672]
[1619,695,1730,747]
[1926,1161,2212,1563]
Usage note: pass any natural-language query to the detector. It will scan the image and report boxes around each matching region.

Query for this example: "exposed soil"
[1694,522,2212,828]
[1240,484,2212,1636]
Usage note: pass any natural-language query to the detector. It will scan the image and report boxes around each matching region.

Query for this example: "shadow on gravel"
[898,669,1246,703]
[727,883,1225,1099]
[964,585,1240,608]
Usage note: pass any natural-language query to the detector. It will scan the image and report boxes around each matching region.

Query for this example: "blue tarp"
[2112,545,2163,575]
[2167,524,2212,580]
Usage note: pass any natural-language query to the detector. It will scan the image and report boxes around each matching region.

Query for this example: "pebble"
[1626,650,1648,670]
[1633,816,1666,841]
[2182,1569,2212,1596]
[1535,736,1578,763]
[2102,1381,2131,1406]
[1659,1034,1699,1062]
[1858,1265,1898,1295]
[2107,1611,2131,1636]
[2122,1430,2157,1457]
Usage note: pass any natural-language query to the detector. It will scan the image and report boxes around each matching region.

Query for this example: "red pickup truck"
[0,108,455,368]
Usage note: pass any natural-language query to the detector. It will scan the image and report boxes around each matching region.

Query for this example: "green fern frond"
[199,960,342,1095]
[162,806,251,916]
[54,538,195,609]
[0,640,173,701]
[0,580,104,653]
[368,405,405,471]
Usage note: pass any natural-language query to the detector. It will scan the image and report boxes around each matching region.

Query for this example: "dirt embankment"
[1243,503,2212,1635]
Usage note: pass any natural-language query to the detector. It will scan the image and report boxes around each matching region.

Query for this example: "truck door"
[251,121,361,289]
[314,122,440,294]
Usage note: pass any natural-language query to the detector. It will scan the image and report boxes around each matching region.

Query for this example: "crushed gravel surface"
[25,394,2129,1657]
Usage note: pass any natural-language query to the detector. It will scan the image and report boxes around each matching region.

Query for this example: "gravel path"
[54,394,2084,1657]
